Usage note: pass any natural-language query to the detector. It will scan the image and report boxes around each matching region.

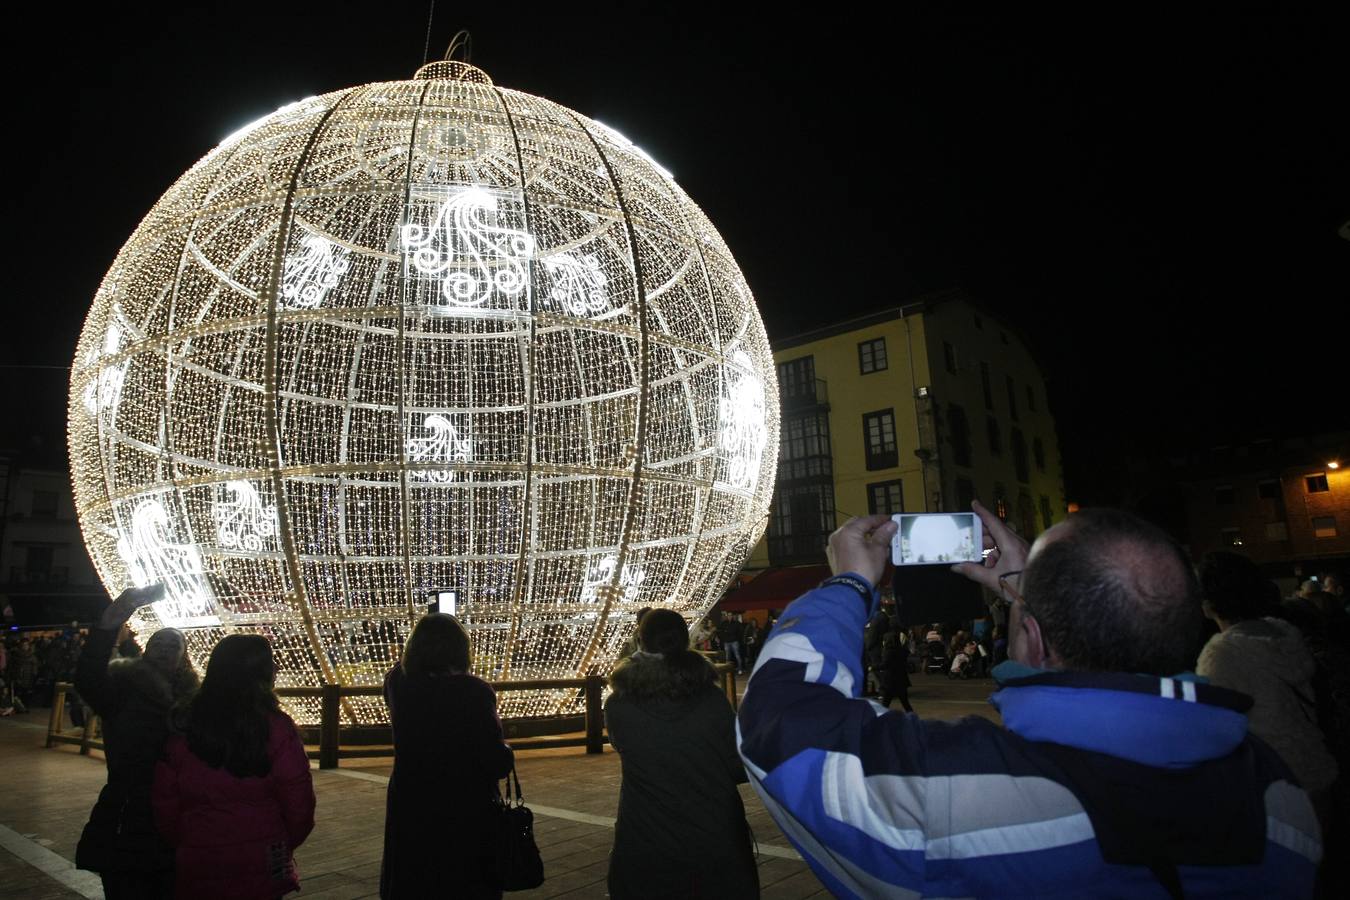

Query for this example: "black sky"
[4,5,1345,503]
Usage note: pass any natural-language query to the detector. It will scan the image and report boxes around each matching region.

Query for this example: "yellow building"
[746,291,1067,572]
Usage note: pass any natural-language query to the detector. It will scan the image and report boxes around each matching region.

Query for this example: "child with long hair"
[152,634,315,899]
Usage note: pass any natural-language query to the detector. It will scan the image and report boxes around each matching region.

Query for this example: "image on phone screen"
[428,590,457,615]
[890,512,983,566]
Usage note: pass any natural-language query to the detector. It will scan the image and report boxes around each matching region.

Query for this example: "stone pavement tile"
[291,868,382,900]
[0,846,88,900]
[762,868,834,899]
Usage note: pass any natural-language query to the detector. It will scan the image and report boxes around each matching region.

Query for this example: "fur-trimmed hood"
[108,656,198,712]
[608,650,717,704]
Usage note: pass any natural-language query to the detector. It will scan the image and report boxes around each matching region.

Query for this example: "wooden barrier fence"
[46,664,738,769]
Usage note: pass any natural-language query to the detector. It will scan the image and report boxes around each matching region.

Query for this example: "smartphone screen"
[428,590,457,615]
[890,512,983,566]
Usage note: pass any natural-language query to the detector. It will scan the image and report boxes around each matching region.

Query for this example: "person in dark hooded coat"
[604,608,758,899]
[75,585,198,899]
[380,613,514,900]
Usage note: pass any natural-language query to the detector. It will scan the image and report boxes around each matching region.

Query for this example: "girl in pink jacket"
[153,634,315,899]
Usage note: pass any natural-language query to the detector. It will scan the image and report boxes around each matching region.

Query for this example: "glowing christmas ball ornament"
[68,52,779,723]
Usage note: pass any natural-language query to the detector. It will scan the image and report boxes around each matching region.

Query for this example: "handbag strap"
[499,762,524,807]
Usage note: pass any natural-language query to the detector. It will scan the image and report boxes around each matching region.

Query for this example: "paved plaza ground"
[1,672,1001,899]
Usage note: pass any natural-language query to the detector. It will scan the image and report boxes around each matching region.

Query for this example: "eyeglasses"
[998,570,1036,620]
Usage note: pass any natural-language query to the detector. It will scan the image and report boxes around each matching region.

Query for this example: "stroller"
[923,640,949,675]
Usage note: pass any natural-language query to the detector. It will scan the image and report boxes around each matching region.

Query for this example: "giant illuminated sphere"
[67,59,778,723]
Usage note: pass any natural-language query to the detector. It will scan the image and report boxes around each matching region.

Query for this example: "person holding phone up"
[74,585,198,899]
[737,502,1322,898]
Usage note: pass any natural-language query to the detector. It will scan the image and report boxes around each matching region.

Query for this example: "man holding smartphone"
[738,502,1321,898]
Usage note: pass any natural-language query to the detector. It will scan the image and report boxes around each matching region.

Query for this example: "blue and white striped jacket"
[737,580,1322,898]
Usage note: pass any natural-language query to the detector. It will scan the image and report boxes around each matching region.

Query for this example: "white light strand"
[280,232,351,309]
[406,414,473,481]
[117,500,219,628]
[542,253,610,316]
[214,480,279,551]
[719,350,768,493]
[401,187,533,311]
[580,554,645,606]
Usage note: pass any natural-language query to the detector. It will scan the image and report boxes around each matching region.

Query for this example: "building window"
[1018,491,1036,538]
[943,341,958,375]
[980,362,993,410]
[779,412,832,482]
[867,480,904,515]
[993,483,1008,521]
[1312,516,1337,538]
[1040,495,1053,530]
[986,416,1002,456]
[1306,474,1330,493]
[956,478,976,511]
[25,546,53,577]
[1258,480,1280,500]
[1006,376,1019,421]
[777,356,817,406]
[1215,485,1235,505]
[1033,437,1046,472]
[1220,527,1242,547]
[947,403,972,467]
[1265,522,1289,541]
[863,409,898,470]
[1026,384,1036,412]
[858,338,887,374]
[768,483,837,565]
[1012,428,1030,484]
[31,490,58,518]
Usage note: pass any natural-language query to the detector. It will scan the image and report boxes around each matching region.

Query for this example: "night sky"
[4,5,1345,504]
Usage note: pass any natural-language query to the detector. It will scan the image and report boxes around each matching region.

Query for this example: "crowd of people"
[2,628,87,716]
[22,498,1345,898]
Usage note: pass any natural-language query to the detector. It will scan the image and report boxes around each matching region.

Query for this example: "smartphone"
[428,590,457,615]
[890,512,983,566]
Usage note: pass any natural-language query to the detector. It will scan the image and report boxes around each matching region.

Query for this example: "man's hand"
[827,515,898,590]
[98,584,164,630]
[951,500,1030,594]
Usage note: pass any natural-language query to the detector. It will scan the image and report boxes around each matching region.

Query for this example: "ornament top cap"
[413,59,493,85]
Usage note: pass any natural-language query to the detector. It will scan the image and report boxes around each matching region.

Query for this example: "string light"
[68,59,779,724]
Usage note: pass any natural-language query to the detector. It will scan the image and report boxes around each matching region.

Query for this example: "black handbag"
[495,764,544,891]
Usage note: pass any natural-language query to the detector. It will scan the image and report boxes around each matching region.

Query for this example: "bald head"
[1022,508,1203,675]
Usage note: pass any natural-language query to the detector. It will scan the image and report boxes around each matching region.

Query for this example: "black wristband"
[820,574,875,614]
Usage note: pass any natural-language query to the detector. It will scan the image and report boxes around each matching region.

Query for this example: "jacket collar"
[989,661,1252,769]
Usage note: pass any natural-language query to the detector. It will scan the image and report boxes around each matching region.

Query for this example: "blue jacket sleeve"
[737,583,938,898]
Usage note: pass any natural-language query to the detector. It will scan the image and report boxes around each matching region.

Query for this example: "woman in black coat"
[381,613,515,900]
[604,609,758,899]
[74,585,198,899]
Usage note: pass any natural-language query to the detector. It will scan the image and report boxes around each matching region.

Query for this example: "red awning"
[716,565,831,612]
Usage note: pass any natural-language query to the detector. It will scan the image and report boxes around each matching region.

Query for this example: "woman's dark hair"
[185,634,279,778]
[402,613,471,678]
[1198,551,1281,622]
[610,609,715,702]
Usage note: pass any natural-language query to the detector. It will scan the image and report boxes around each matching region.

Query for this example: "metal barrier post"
[584,675,604,754]
[80,709,97,755]
[319,684,341,769]
[46,683,66,749]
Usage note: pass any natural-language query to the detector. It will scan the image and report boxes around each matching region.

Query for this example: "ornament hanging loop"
[414,29,491,84]
[444,29,472,64]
